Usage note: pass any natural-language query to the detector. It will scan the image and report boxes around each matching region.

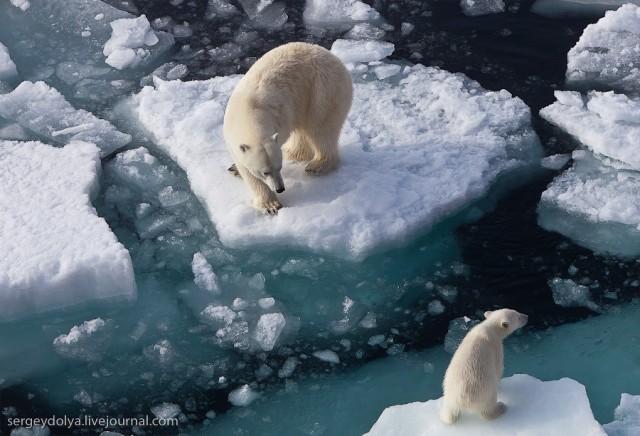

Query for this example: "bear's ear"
[271,133,279,143]
[484,311,492,319]
[501,321,509,329]
[239,144,250,153]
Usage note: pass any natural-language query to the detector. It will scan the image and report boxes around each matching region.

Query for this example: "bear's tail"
[439,399,461,425]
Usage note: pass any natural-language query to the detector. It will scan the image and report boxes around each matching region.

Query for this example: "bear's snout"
[276,186,285,193]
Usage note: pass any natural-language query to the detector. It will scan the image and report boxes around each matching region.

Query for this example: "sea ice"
[0,141,136,321]
[313,350,340,364]
[303,0,381,29]
[0,81,131,157]
[151,402,181,420]
[253,313,286,351]
[330,39,395,64]
[53,318,113,362]
[103,15,160,70]
[460,0,505,16]
[192,252,221,294]
[539,91,640,257]
[125,63,541,259]
[565,4,640,93]
[603,394,640,435]
[548,278,599,311]
[532,0,640,18]
[365,374,605,435]
[0,42,17,81]
[228,384,260,406]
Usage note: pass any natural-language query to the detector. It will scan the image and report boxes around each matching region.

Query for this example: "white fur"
[223,42,353,214]
[440,308,528,424]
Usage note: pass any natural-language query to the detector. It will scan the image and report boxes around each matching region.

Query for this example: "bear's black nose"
[276,187,285,193]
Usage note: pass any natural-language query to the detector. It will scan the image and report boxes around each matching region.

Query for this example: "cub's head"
[235,133,284,193]
[483,308,528,338]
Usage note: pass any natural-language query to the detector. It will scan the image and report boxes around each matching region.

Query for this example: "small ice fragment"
[313,350,340,364]
[228,384,260,406]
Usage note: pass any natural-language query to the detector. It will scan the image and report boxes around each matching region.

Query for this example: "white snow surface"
[0,81,131,157]
[604,394,640,435]
[103,15,159,70]
[532,0,640,18]
[460,0,505,16]
[566,4,640,93]
[126,64,541,259]
[303,0,380,28]
[0,141,136,321]
[365,374,606,436]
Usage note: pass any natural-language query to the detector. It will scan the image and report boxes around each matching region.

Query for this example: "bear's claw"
[228,164,241,178]
[262,199,283,215]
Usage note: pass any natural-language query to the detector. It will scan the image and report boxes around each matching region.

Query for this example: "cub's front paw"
[260,199,283,215]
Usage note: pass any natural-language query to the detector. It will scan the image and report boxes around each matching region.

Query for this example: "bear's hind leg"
[480,401,507,421]
[283,131,314,162]
[305,128,340,175]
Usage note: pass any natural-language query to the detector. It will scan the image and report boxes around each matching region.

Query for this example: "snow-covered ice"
[0,42,17,81]
[566,4,640,93]
[603,394,640,435]
[53,318,113,362]
[460,0,505,17]
[151,402,181,420]
[103,15,159,70]
[539,91,640,257]
[365,374,605,436]
[303,0,381,29]
[125,64,541,259]
[532,0,640,18]
[0,81,131,157]
[253,313,286,351]
[0,141,136,321]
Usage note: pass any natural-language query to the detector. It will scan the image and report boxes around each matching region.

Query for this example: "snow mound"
[126,64,541,259]
[0,141,136,321]
[539,90,640,257]
[566,4,640,93]
[365,374,605,436]
[460,0,505,16]
[0,81,131,157]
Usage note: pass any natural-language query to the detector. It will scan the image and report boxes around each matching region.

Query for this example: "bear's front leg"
[235,163,283,215]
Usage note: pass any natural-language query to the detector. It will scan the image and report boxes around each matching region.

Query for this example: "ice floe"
[566,4,640,94]
[0,141,136,321]
[0,81,131,157]
[365,374,605,436]
[460,0,505,17]
[125,63,542,259]
[532,0,640,18]
[604,394,640,435]
[303,0,381,29]
[103,15,159,70]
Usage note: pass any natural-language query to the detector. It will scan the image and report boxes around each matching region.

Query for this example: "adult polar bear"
[440,308,529,424]
[223,42,353,214]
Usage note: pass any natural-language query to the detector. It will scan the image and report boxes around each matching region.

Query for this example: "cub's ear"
[271,133,279,143]
[239,144,250,153]
[501,321,509,329]
[484,311,492,319]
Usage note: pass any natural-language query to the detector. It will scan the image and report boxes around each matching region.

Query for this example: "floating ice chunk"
[151,402,181,420]
[104,15,160,70]
[253,313,286,351]
[192,252,221,294]
[444,316,480,353]
[238,0,273,19]
[533,0,640,18]
[207,0,240,17]
[548,278,599,311]
[330,39,394,64]
[541,91,640,169]
[201,305,236,327]
[232,298,249,310]
[365,374,606,436]
[541,154,571,170]
[0,141,136,321]
[0,42,17,80]
[554,90,583,107]
[9,0,30,11]
[538,151,640,257]
[278,356,299,378]
[565,4,640,93]
[126,65,541,259]
[345,23,386,40]
[258,297,275,309]
[313,349,340,364]
[460,0,505,16]
[304,0,381,28]
[248,2,288,30]
[0,82,130,157]
[144,339,174,364]
[53,318,113,362]
[373,64,401,80]
[603,394,640,435]
[107,147,175,190]
[228,384,260,406]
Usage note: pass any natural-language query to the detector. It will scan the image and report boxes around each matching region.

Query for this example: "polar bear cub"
[223,42,353,214]
[440,308,528,424]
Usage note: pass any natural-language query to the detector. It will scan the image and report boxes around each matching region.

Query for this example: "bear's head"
[235,133,285,194]
[483,308,528,338]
